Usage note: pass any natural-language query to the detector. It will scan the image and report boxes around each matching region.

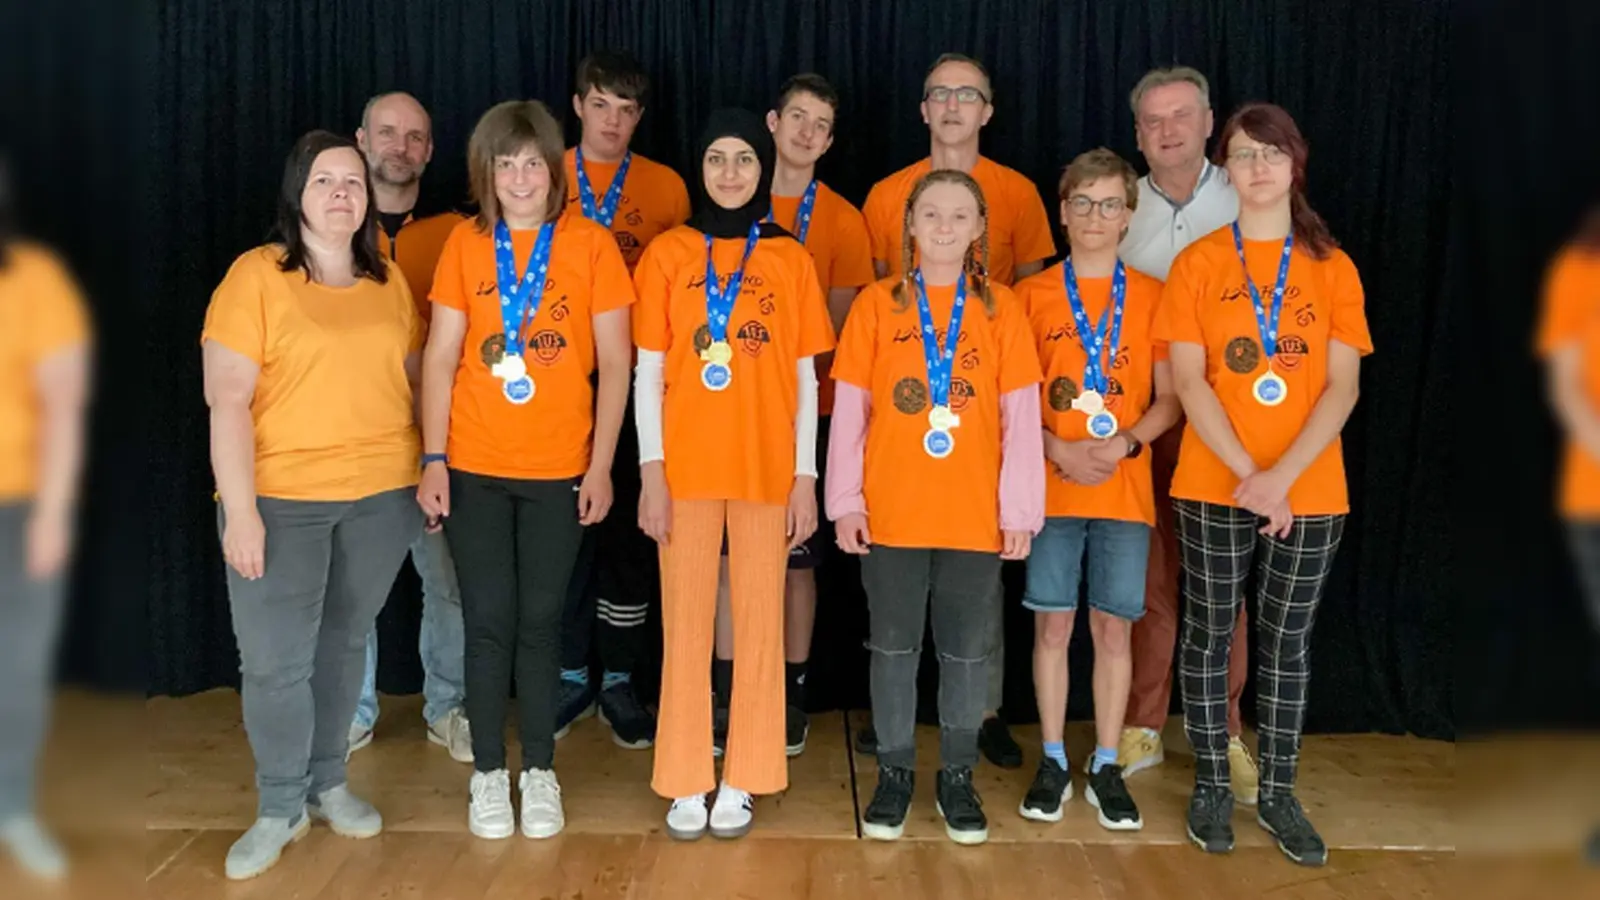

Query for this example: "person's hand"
[417,461,451,531]
[1085,436,1130,470]
[25,508,71,580]
[578,466,614,526]
[1050,439,1118,486]
[638,462,673,545]
[835,512,872,554]
[1258,497,1293,539]
[223,505,266,580]
[786,476,818,551]
[1234,468,1294,519]
[1001,529,1033,560]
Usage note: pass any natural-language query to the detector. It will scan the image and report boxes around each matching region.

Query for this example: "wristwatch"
[1121,433,1143,459]
[422,452,449,468]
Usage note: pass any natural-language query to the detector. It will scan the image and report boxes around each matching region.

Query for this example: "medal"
[701,223,761,391]
[912,268,968,460]
[1231,222,1294,407]
[1086,410,1119,440]
[1072,389,1105,416]
[575,147,631,228]
[493,218,556,403]
[1062,258,1127,435]
[492,352,527,382]
[766,179,819,244]
[502,375,535,405]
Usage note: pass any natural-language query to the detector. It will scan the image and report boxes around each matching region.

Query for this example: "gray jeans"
[221,488,419,818]
[0,504,65,820]
[862,546,1002,769]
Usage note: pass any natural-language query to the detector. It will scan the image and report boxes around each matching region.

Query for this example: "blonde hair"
[467,100,567,231]
[1128,66,1211,116]
[890,170,996,318]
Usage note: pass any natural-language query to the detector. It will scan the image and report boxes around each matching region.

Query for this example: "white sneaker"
[665,794,708,841]
[347,721,374,759]
[308,784,383,838]
[0,815,67,881]
[468,769,515,840]
[518,768,564,839]
[710,783,754,839]
[428,708,474,764]
[225,810,309,881]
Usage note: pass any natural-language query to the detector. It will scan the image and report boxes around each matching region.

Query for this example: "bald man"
[349,91,473,765]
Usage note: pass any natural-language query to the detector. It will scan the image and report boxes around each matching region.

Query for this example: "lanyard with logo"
[575,147,632,228]
[1062,257,1127,439]
[766,178,819,245]
[1230,221,1293,406]
[912,268,967,458]
[490,219,555,404]
[698,222,761,391]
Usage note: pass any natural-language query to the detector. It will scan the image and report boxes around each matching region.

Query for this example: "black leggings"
[446,469,584,772]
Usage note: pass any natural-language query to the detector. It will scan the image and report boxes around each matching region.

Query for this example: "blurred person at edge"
[0,151,93,882]
[1536,201,1600,864]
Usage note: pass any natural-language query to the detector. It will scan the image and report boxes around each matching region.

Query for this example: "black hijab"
[686,108,791,240]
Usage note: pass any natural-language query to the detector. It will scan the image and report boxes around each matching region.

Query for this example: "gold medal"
[1072,390,1105,416]
[927,405,960,432]
[701,340,733,366]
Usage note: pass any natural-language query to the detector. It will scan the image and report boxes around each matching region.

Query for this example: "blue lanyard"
[704,223,762,343]
[766,179,819,245]
[1230,222,1293,362]
[912,269,967,409]
[493,219,556,355]
[575,148,631,228]
[1062,258,1126,394]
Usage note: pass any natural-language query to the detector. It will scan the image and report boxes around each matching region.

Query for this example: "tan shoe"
[1229,736,1259,806]
[1117,727,1165,777]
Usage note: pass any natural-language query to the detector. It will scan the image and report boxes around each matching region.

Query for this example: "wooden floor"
[9,688,1551,898]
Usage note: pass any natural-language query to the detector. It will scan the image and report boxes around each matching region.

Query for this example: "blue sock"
[601,670,630,691]
[560,668,589,686]
[1091,745,1119,774]
[1043,741,1068,770]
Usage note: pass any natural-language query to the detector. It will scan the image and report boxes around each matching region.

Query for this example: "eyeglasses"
[1066,195,1126,219]
[1227,145,1289,166]
[924,85,989,105]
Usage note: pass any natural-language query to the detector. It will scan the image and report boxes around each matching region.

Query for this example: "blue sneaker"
[554,677,597,740]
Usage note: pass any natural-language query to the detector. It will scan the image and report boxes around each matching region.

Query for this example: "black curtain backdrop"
[145,0,1454,740]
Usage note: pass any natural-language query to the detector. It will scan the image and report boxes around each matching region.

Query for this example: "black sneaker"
[1018,757,1072,822]
[1086,764,1143,831]
[854,723,877,756]
[1257,795,1327,867]
[978,717,1023,769]
[935,766,989,845]
[554,678,597,739]
[862,765,914,841]
[785,706,808,757]
[1187,785,1235,853]
[597,680,655,749]
[711,705,729,759]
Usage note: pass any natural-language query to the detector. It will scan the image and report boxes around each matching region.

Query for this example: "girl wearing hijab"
[632,109,834,840]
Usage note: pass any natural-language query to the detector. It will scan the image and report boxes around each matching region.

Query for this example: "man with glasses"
[1117,66,1258,806]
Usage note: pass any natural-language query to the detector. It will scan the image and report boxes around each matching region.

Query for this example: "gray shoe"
[225,810,310,881]
[0,815,67,881]
[308,784,383,838]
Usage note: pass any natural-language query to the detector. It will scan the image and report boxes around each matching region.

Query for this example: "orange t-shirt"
[1536,244,1600,517]
[1154,227,1374,515]
[201,246,423,502]
[381,211,467,325]
[431,215,637,481]
[831,277,1043,553]
[863,156,1057,287]
[770,180,876,415]
[563,148,692,272]
[632,226,836,506]
[0,243,91,501]
[1017,262,1167,525]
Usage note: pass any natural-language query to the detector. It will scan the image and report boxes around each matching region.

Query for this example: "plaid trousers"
[1174,500,1344,799]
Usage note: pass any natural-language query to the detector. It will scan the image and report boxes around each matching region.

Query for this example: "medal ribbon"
[1062,258,1126,396]
[704,222,762,345]
[1230,221,1293,366]
[494,219,556,357]
[766,178,819,245]
[912,268,967,413]
[575,147,631,228]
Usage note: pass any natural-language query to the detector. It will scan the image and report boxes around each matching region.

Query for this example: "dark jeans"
[448,469,585,772]
[0,503,66,820]
[861,545,1002,769]
[1565,522,1600,635]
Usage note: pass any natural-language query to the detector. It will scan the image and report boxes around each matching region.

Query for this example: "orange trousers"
[1127,426,1248,736]
[652,499,789,799]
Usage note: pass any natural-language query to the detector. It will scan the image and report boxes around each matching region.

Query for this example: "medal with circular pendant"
[923,428,955,459]
[927,404,960,432]
[1086,409,1120,440]
[701,361,732,392]
[702,340,734,367]
[502,375,535,405]
[1253,370,1288,406]
[1073,389,1105,416]
[493,352,527,382]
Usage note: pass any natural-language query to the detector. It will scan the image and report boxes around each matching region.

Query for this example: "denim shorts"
[1022,516,1151,620]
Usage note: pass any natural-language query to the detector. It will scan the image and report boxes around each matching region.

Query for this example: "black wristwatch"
[1121,433,1144,459]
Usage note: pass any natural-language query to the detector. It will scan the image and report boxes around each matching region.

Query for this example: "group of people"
[199,49,1371,882]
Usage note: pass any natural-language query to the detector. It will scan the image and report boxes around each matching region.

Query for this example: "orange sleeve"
[1538,248,1592,356]
[201,252,270,365]
[794,249,837,358]
[667,172,692,228]
[830,205,877,288]
[590,227,639,314]
[1154,248,1206,346]
[1326,251,1374,356]
[631,239,674,352]
[1012,181,1058,266]
[996,291,1045,395]
[863,182,896,266]
[830,285,879,389]
[25,253,90,359]
[429,224,472,311]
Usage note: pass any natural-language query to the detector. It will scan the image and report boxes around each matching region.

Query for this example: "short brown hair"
[1129,66,1211,116]
[467,100,567,231]
[923,52,992,99]
[1057,147,1140,212]
[575,51,650,106]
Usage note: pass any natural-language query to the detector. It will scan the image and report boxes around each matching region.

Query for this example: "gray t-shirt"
[1120,161,1240,282]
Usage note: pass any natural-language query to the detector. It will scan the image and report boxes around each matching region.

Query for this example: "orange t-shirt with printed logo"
[831,277,1043,553]
[1017,262,1167,525]
[863,156,1057,287]
[563,149,692,272]
[1536,244,1600,517]
[0,243,91,501]
[632,227,835,506]
[201,246,423,501]
[1154,227,1373,515]
[432,215,636,481]
[380,211,467,325]
[770,180,876,415]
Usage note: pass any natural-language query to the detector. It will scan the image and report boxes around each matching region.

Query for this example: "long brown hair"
[466,100,568,232]
[890,169,997,317]
[1213,102,1338,260]
[273,130,388,284]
